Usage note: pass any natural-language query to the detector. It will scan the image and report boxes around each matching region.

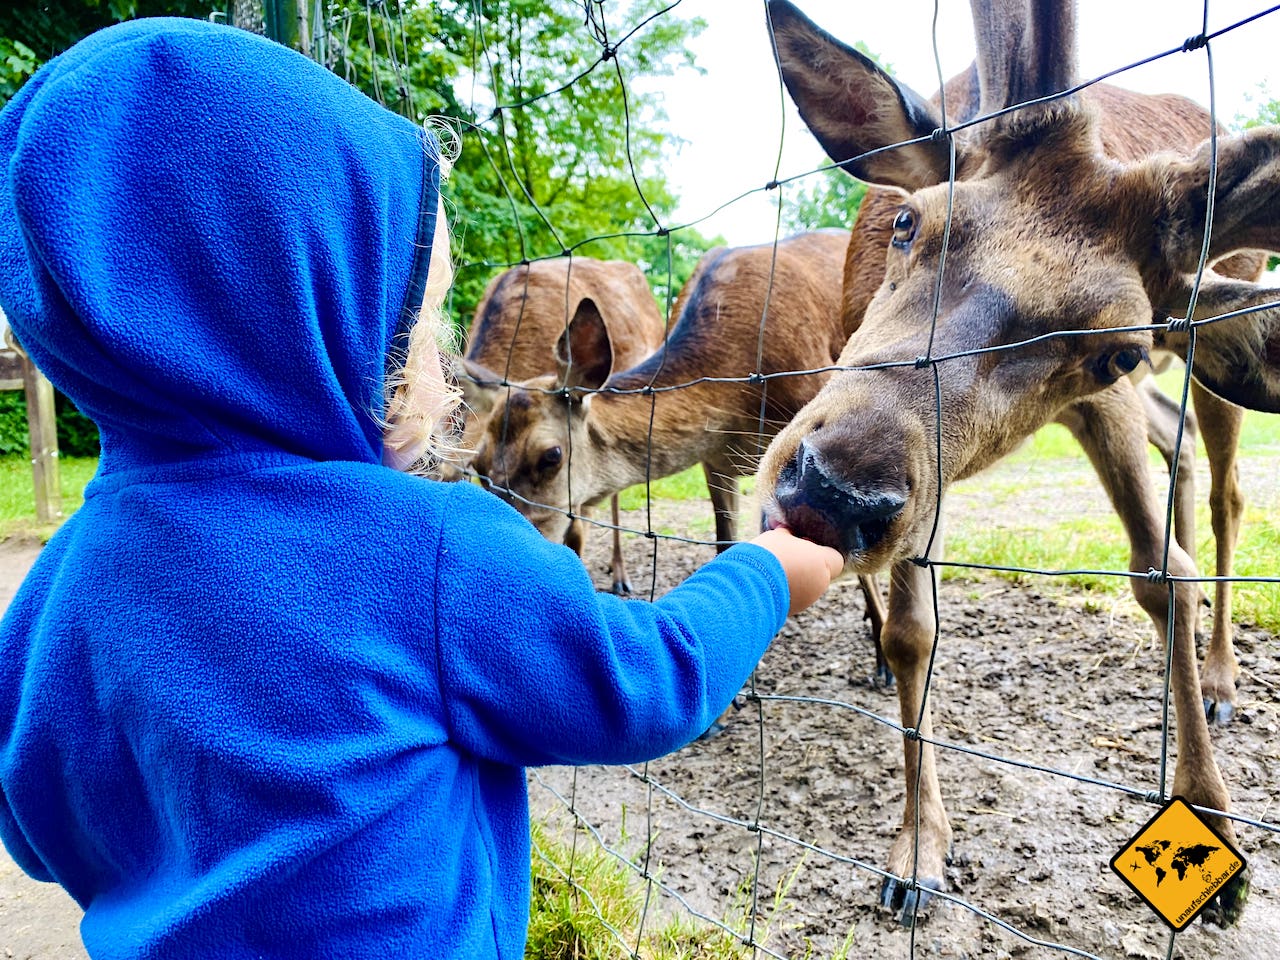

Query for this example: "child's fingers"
[749,527,845,615]
[817,542,844,578]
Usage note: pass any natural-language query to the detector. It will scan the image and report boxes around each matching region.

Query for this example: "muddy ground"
[527,459,1280,960]
[1,457,1278,959]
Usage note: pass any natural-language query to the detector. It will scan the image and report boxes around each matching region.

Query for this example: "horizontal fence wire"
[325,1,1280,957]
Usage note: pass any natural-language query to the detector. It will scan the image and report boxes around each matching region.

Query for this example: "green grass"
[944,388,1280,631]
[0,455,97,541]
[617,468,757,511]
[528,821,848,959]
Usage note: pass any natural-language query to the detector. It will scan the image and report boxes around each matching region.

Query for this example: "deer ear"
[766,0,951,190]
[1157,126,1280,272]
[1152,274,1280,413]
[554,298,613,395]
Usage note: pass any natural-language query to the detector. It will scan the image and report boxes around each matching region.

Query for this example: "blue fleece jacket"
[0,17,790,960]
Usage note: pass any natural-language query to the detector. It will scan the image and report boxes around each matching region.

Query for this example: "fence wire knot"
[1145,791,1165,804]
[1182,33,1209,51]
[913,355,932,368]
[601,43,617,61]
[747,372,765,385]
[764,179,780,191]
[1145,567,1169,584]
[929,127,949,142]
[903,727,922,742]
[1165,316,1193,333]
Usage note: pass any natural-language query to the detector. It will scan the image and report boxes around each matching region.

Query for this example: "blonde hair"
[382,126,462,476]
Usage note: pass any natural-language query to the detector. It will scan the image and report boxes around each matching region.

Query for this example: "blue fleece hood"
[0,16,439,473]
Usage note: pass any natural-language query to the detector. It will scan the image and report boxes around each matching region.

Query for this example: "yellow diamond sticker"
[1111,796,1246,931]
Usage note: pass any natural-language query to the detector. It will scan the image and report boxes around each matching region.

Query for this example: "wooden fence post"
[1,323,62,523]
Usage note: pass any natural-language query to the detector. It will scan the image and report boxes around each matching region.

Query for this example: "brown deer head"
[758,0,1280,570]
[469,297,616,544]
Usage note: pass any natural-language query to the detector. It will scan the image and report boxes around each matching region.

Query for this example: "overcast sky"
[640,0,1280,246]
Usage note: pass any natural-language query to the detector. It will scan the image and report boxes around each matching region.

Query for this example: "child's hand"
[749,527,845,616]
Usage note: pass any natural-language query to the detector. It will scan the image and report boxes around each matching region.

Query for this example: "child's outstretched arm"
[431,484,844,769]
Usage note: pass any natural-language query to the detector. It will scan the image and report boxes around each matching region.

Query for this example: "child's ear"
[453,358,502,417]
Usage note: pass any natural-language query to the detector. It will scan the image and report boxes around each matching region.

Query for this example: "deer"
[445,257,667,594]
[468,231,892,635]
[756,0,1280,928]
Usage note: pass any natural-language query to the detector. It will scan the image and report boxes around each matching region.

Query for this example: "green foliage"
[0,391,100,457]
[775,166,867,236]
[423,0,722,326]
[1235,83,1280,131]
[0,454,97,540]
[0,37,38,101]
[0,0,221,102]
[527,819,812,959]
[0,393,26,454]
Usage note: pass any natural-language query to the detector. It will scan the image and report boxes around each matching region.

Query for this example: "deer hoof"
[1198,867,1249,927]
[1203,697,1236,726]
[879,875,942,927]
[610,578,634,597]
[872,661,895,689]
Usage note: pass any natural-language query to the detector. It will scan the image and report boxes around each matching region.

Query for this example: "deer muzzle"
[768,437,908,559]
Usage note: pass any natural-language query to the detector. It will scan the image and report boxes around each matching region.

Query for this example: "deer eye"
[891,207,917,249]
[538,446,563,472]
[1093,347,1148,384]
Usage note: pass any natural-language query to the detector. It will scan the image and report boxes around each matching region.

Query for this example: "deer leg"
[1190,380,1245,724]
[1135,378,1200,571]
[694,465,744,739]
[702,462,740,552]
[858,573,892,687]
[607,495,633,597]
[1069,384,1244,923]
[1134,377,1212,638]
[879,553,951,927]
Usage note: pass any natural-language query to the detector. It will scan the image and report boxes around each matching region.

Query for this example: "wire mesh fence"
[318,1,1280,956]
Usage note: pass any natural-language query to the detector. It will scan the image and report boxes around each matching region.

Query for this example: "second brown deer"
[447,257,667,593]
[468,232,893,620]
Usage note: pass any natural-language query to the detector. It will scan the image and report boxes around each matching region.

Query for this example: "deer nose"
[773,438,907,557]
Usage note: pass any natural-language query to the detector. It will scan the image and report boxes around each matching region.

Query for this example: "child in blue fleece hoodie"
[0,17,843,960]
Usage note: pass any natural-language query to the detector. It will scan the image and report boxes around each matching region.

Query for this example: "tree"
[1,0,219,100]
[1,0,723,329]
[775,165,867,237]
[425,0,722,326]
